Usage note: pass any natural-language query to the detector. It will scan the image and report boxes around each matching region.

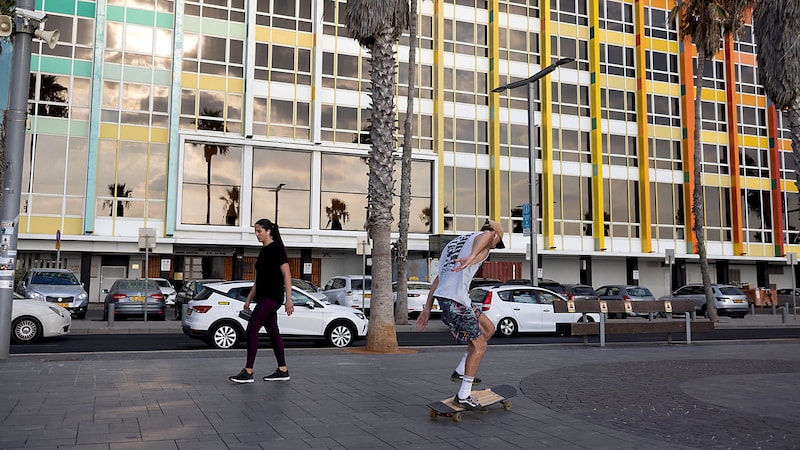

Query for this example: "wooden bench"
[552,299,714,347]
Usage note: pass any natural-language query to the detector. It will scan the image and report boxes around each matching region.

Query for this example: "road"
[10,327,800,354]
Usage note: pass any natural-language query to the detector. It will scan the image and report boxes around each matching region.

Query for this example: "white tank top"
[433,232,486,306]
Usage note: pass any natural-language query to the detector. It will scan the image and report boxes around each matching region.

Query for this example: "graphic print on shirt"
[440,234,470,273]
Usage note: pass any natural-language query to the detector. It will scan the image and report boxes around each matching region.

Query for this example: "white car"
[12,293,72,343]
[152,278,177,307]
[182,280,369,349]
[468,285,600,337]
[392,281,439,318]
[322,275,372,310]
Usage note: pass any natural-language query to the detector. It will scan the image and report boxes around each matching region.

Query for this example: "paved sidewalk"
[2,340,799,449]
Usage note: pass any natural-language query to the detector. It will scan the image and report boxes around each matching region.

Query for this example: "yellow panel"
[181,72,198,87]
[652,125,683,139]
[254,26,269,42]
[647,80,681,96]
[781,179,798,193]
[646,39,678,53]
[25,217,82,235]
[197,74,228,91]
[742,245,769,257]
[151,127,169,143]
[227,78,244,93]
[741,177,771,190]
[99,123,119,139]
[119,125,151,142]
[740,134,768,148]
[599,75,634,90]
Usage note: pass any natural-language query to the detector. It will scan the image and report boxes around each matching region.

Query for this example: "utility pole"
[0,1,59,358]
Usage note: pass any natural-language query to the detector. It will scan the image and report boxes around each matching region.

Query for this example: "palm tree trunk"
[692,55,719,322]
[365,28,399,352]
[790,100,800,246]
[395,0,418,326]
[206,161,212,224]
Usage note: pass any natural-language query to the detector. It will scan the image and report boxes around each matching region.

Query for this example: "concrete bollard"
[782,306,788,323]
[750,303,755,316]
[107,303,114,328]
[772,303,777,315]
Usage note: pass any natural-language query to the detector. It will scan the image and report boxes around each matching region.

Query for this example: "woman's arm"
[281,263,294,316]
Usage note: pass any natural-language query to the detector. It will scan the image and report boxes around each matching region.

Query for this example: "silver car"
[102,279,167,321]
[596,284,656,318]
[659,283,749,318]
[17,268,89,319]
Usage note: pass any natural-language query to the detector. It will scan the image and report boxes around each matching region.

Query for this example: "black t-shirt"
[255,241,289,302]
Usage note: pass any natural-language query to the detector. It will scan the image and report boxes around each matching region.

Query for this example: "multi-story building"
[7,0,798,303]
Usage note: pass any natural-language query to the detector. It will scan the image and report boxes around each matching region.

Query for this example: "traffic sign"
[522,203,531,237]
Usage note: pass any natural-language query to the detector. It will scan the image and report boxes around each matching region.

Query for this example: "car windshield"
[154,279,172,288]
[31,271,79,285]
[115,280,158,290]
[292,279,317,292]
[572,287,596,295]
[468,289,489,303]
[351,279,372,290]
[627,287,652,296]
[719,286,744,295]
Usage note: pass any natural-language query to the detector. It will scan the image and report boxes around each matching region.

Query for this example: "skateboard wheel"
[429,410,437,419]
[452,412,462,422]
[503,400,512,410]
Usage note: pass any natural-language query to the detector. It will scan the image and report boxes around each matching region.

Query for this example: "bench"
[552,299,714,347]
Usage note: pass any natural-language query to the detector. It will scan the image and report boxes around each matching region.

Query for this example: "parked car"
[11,292,71,343]
[468,284,600,337]
[102,278,166,321]
[174,278,224,319]
[153,278,177,307]
[392,280,437,318]
[469,277,501,289]
[659,283,749,318]
[562,284,599,301]
[17,268,89,319]
[776,288,800,307]
[292,278,326,300]
[595,284,656,318]
[182,280,369,349]
[322,275,372,311]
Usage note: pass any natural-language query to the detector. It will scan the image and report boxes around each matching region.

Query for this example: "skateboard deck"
[427,384,517,422]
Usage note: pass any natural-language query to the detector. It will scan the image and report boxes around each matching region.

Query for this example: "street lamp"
[493,57,576,287]
[273,183,285,223]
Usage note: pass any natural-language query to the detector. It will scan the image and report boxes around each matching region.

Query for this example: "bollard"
[782,306,788,323]
[750,303,755,316]
[181,303,188,321]
[772,303,777,315]
[107,303,114,328]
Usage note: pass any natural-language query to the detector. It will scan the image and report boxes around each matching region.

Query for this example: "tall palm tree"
[395,0,419,325]
[670,0,752,322]
[220,186,239,226]
[754,0,800,253]
[195,108,228,224]
[344,0,409,353]
[103,183,132,217]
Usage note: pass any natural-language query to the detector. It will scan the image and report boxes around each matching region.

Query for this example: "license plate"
[364,293,371,298]
[733,299,744,303]
[131,296,145,302]
[433,302,439,310]
[57,302,69,308]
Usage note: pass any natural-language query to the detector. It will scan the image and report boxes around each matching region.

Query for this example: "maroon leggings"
[245,297,285,369]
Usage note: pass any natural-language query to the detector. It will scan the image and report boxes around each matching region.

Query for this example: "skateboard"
[427,384,517,422]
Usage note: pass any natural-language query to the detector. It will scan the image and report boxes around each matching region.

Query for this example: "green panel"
[38,56,74,76]
[122,65,157,84]
[77,1,96,18]
[184,16,202,33]
[36,0,42,9]
[73,60,92,77]
[230,22,246,38]
[30,54,39,70]
[44,0,77,15]
[126,8,156,26]
[107,5,125,22]
[32,117,70,135]
[153,70,172,86]
[67,120,90,137]
[156,12,174,29]
[103,63,122,81]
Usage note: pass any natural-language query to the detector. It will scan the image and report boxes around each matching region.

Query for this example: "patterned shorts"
[437,297,483,344]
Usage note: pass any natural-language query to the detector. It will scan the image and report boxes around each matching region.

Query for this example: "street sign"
[522,203,531,237]
[55,229,60,250]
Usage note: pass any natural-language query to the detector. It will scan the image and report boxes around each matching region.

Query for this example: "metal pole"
[527,80,538,287]
[0,0,36,359]
[274,183,284,224]
[792,260,797,320]
[144,237,149,322]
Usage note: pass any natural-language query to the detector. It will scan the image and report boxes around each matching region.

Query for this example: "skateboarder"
[417,219,505,412]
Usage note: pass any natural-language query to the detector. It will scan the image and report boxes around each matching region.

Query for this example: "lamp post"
[493,57,575,287]
[273,183,285,223]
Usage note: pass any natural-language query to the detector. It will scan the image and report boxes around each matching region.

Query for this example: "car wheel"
[208,322,241,349]
[77,312,86,320]
[12,317,42,343]
[326,321,355,347]
[577,315,595,323]
[496,317,517,337]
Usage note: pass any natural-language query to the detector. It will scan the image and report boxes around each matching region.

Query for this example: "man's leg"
[463,313,494,377]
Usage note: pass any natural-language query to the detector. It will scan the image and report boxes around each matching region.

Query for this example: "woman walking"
[230,218,294,383]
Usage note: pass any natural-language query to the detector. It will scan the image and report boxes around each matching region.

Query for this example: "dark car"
[561,284,599,301]
[102,278,166,321]
[174,278,224,319]
[595,284,656,318]
[469,278,501,290]
[776,288,800,307]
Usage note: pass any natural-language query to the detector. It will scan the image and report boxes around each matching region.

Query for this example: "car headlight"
[28,291,45,300]
[76,291,88,301]
[48,305,66,317]
[354,312,366,320]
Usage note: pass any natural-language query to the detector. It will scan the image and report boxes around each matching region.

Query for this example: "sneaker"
[263,368,290,381]
[229,368,254,384]
[454,394,488,413]
[450,371,482,385]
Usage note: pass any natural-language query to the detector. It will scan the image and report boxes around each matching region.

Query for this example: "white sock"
[458,376,474,399]
[455,352,467,375]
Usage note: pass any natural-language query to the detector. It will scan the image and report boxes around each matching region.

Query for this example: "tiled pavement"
[2,333,799,449]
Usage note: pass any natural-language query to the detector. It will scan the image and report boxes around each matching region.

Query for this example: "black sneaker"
[229,368,254,384]
[450,371,482,385]
[454,394,488,413]
[263,368,290,381]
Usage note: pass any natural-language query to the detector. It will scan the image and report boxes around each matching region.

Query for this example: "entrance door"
[99,266,127,302]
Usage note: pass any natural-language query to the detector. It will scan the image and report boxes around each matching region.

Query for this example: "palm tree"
[220,186,239,226]
[29,74,68,118]
[195,108,228,224]
[670,0,752,322]
[344,0,409,353]
[325,197,349,230]
[102,183,132,217]
[394,0,420,325]
[753,0,800,251]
